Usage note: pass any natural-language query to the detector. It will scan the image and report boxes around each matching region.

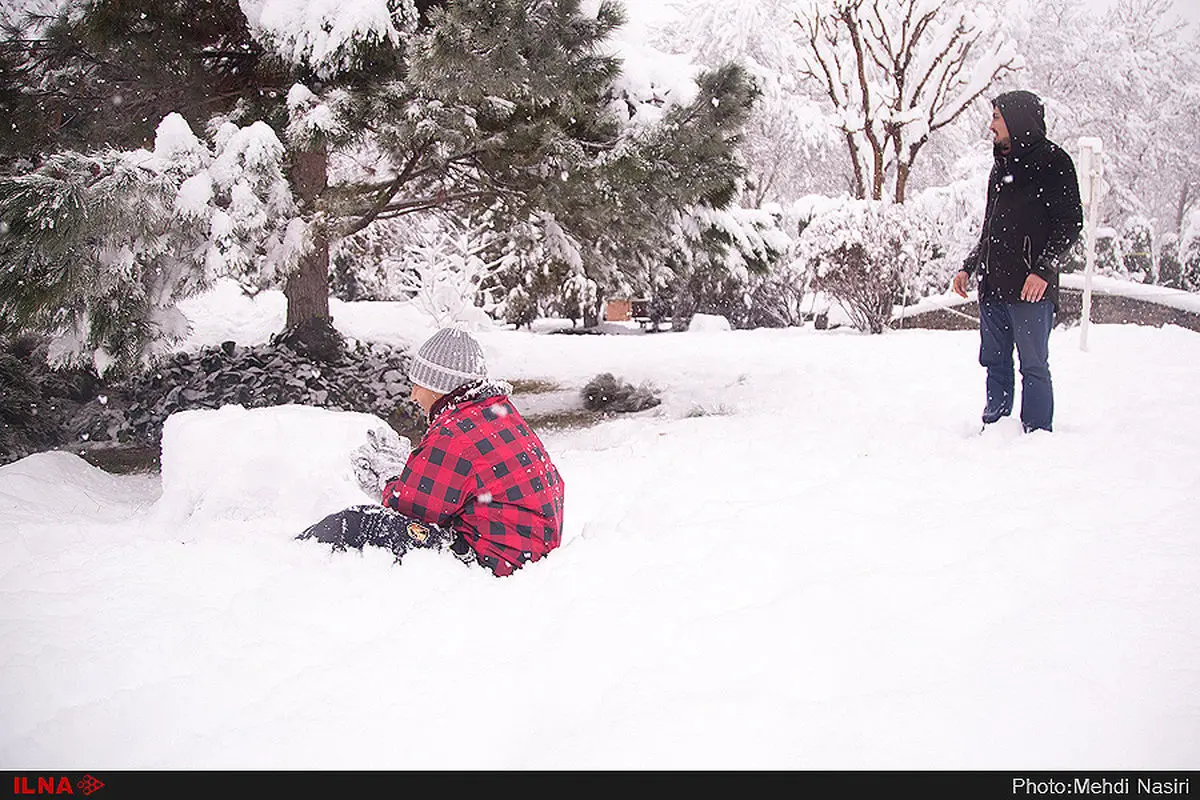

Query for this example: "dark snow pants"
[297,504,475,566]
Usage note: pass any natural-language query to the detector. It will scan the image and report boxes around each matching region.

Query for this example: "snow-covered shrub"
[1094,227,1122,279]
[1120,216,1154,283]
[744,258,811,328]
[551,272,600,328]
[796,199,940,334]
[660,203,793,329]
[1157,234,1182,290]
[503,285,538,329]
[580,373,661,413]
[329,220,396,302]
[331,216,498,330]
[787,194,850,237]
[392,231,496,331]
[905,176,985,294]
[1089,219,1158,284]
[1058,237,1087,275]
[479,211,612,328]
[494,255,599,328]
[1181,208,1200,292]
[663,265,749,330]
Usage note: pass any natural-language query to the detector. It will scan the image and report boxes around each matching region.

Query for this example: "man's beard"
[996,137,1012,154]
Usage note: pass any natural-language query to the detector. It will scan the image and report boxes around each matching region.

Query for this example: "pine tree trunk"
[284,232,331,329]
[583,298,600,329]
[279,145,343,361]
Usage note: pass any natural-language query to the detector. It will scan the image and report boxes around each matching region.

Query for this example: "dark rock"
[273,318,345,363]
[1,332,420,469]
[581,372,661,413]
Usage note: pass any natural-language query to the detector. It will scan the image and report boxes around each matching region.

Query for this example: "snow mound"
[154,404,394,529]
[0,451,161,526]
[176,279,288,350]
[687,314,732,332]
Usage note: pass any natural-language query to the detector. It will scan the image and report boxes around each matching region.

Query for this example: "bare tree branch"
[793,0,1015,202]
[340,143,432,237]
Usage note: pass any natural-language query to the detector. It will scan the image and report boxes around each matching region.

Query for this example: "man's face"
[411,383,441,414]
[990,106,1011,153]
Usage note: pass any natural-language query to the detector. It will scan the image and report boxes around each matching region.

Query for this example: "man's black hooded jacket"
[962,90,1084,311]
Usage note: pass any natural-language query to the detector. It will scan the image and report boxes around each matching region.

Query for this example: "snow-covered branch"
[794,0,1017,203]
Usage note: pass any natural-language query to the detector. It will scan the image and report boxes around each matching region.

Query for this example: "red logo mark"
[76,778,103,797]
[11,776,103,795]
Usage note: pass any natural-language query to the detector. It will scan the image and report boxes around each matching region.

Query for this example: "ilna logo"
[12,776,104,796]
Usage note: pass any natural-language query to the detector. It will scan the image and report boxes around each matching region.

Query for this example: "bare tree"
[794,0,1018,203]
[1004,0,1200,240]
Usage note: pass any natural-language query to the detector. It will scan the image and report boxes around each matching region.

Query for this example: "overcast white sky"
[1163,0,1198,22]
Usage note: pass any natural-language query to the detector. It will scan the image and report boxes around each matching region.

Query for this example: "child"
[299,328,565,577]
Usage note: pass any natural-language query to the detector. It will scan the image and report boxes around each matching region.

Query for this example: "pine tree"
[1121,217,1155,283]
[1,0,757,368]
[659,204,792,329]
[0,111,295,371]
[0,0,276,164]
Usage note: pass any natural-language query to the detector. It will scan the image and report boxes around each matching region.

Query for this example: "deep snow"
[2,285,1199,769]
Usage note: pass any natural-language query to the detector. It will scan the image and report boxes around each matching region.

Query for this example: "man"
[299,328,566,577]
[953,90,1083,433]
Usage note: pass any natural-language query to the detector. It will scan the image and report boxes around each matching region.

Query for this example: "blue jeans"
[978,299,1054,431]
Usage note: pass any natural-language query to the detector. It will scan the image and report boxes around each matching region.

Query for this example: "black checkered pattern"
[384,393,564,576]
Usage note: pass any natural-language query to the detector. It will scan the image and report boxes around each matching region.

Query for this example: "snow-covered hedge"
[112,339,422,449]
[0,335,424,467]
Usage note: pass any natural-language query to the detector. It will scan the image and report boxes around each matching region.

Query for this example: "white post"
[1078,137,1104,352]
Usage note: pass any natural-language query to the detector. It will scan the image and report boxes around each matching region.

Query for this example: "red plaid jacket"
[382,385,565,576]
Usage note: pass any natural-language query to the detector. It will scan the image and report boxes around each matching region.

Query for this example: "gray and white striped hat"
[407,328,488,395]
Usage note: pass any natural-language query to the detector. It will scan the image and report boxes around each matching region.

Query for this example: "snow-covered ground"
[2,286,1199,770]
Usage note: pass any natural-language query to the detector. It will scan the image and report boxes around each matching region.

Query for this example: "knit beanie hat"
[407,328,488,395]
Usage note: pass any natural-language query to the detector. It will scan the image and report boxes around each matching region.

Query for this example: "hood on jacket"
[993,90,1046,154]
[426,378,513,425]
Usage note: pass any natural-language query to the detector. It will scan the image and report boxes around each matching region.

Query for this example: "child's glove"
[351,427,412,499]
